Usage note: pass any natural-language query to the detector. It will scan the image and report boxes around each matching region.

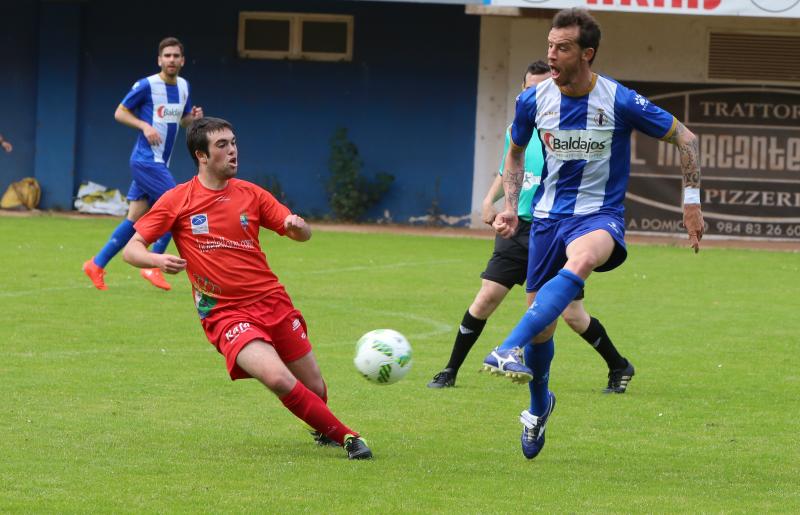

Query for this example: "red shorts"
[200,291,312,380]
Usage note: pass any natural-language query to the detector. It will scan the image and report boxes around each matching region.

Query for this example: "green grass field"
[1,214,798,513]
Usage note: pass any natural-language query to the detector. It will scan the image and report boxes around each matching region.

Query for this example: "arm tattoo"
[503,151,524,212]
[667,122,701,189]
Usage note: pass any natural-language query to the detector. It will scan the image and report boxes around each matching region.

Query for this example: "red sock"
[280,381,356,445]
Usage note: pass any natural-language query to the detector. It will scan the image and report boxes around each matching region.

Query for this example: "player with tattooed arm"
[482,8,704,459]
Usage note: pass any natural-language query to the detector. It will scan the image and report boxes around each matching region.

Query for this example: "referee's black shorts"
[479,218,585,300]
[480,219,531,289]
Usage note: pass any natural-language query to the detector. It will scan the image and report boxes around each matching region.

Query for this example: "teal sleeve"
[498,127,511,176]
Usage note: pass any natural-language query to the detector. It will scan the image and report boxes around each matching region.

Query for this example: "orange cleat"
[82,258,108,290]
[140,268,171,291]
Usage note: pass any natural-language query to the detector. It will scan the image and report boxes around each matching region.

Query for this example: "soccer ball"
[354,329,413,385]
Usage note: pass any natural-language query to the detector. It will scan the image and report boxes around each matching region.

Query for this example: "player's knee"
[126,201,149,222]
[261,370,296,396]
[304,376,326,399]
[566,252,601,277]
[533,322,557,342]
[471,287,506,318]
[561,310,584,332]
[470,297,497,319]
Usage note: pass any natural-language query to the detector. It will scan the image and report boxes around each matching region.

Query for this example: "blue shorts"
[526,211,627,293]
[126,161,177,203]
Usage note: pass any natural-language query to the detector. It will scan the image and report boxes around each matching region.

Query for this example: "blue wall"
[0,3,38,189]
[34,3,81,210]
[70,0,480,221]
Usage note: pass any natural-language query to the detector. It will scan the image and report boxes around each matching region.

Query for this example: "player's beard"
[161,64,181,80]
[550,63,574,87]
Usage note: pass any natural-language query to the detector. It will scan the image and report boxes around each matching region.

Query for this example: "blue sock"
[151,232,172,254]
[499,269,584,350]
[524,338,554,416]
[94,219,136,268]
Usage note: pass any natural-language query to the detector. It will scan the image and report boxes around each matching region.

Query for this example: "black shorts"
[480,218,585,300]
[480,220,531,289]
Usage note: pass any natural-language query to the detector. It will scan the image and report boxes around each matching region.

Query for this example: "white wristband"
[683,187,700,204]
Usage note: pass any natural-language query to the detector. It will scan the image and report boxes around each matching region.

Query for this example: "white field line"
[0,285,95,298]
[301,259,463,275]
[8,346,215,359]
[358,309,453,340]
[0,259,466,298]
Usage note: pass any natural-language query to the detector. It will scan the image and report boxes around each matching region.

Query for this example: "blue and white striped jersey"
[511,74,676,220]
[120,74,191,166]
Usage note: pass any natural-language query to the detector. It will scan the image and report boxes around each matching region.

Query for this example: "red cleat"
[140,268,171,291]
[82,258,108,290]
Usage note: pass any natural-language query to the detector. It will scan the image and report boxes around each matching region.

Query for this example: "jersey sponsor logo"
[191,213,209,234]
[541,129,612,162]
[196,237,254,253]
[225,322,252,343]
[155,103,183,123]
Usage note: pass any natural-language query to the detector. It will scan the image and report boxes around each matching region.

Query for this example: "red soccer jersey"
[134,176,291,317]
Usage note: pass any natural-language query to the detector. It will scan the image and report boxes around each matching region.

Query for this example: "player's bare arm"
[503,144,525,212]
[114,105,161,145]
[180,106,204,128]
[284,214,311,242]
[665,121,704,253]
[481,174,503,225]
[122,233,187,273]
[494,144,525,238]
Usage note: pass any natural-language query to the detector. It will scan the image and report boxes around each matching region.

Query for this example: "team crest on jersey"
[239,213,248,229]
[191,213,209,234]
[593,109,606,127]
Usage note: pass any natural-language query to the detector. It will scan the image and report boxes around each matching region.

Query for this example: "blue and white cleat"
[520,391,556,459]
[481,346,533,384]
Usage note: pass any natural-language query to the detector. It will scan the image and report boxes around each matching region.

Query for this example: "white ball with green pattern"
[354,329,413,385]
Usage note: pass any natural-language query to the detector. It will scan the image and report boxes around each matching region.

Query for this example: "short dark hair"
[552,8,601,64]
[524,60,550,82]
[187,117,234,167]
[158,37,184,56]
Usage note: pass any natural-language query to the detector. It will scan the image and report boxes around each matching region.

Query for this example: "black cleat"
[344,434,373,460]
[310,430,341,447]
[427,368,456,388]
[603,360,635,394]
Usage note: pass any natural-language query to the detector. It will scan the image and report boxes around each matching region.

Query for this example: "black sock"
[444,310,487,373]
[580,317,627,370]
